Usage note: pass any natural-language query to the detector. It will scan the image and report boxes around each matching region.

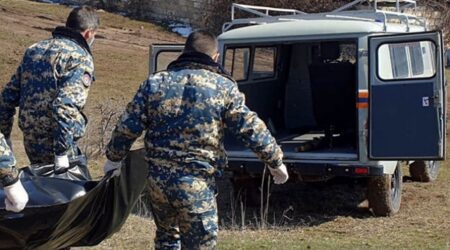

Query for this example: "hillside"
[0,0,184,172]
[0,1,449,249]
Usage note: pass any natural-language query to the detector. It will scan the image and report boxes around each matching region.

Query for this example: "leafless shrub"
[205,0,353,33]
[133,191,154,218]
[224,185,247,229]
[258,166,271,230]
[417,0,450,45]
[218,169,296,230]
[86,0,126,12]
[79,98,126,159]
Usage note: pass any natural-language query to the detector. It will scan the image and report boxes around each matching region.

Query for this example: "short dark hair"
[66,6,99,32]
[184,30,218,57]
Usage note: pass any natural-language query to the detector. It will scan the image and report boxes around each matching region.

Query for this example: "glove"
[5,138,12,152]
[54,154,70,173]
[4,180,29,212]
[103,160,122,177]
[268,164,289,184]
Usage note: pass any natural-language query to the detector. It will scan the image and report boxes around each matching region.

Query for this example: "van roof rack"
[333,0,417,12]
[222,0,425,33]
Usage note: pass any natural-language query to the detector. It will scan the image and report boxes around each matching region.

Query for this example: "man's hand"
[54,154,69,172]
[268,164,289,184]
[4,180,29,212]
[103,160,122,177]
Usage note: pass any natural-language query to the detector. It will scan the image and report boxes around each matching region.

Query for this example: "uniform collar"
[52,26,92,56]
[167,52,233,81]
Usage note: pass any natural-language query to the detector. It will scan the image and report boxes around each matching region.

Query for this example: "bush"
[204,0,352,33]
[79,98,126,159]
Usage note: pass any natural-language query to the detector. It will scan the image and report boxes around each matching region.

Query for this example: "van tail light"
[355,167,369,175]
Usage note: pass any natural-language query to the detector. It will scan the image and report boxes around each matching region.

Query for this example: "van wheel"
[409,161,440,182]
[367,162,402,216]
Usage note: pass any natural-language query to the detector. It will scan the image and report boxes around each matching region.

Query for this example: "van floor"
[279,133,356,153]
[226,132,358,161]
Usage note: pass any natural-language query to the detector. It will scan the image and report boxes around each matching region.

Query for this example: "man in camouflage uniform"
[0,132,28,212]
[103,30,289,249]
[0,7,99,172]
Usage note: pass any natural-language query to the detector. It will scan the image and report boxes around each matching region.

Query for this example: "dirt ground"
[0,1,449,249]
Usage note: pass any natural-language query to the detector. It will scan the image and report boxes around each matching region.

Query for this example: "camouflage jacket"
[106,52,283,174]
[0,132,18,187]
[0,26,94,156]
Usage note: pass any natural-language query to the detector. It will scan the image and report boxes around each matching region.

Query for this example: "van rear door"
[149,44,184,74]
[369,31,446,160]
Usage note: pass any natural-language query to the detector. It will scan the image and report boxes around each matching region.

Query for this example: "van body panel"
[218,20,384,41]
[357,36,370,164]
[368,31,445,160]
[149,28,444,178]
[379,161,398,175]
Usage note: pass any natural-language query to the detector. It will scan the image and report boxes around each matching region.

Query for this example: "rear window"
[224,46,278,82]
[409,43,424,76]
[252,47,276,79]
[377,41,436,80]
[155,51,181,72]
[224,47,250,81]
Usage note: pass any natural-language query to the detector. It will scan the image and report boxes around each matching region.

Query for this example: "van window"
[390,44,409,78]
[377,41,436,80]
[224,48,250,81]
[253,47,276,79]
[409,43,424,76]
[155,51,181,72]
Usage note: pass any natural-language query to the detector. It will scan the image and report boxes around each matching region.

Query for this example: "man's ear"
[81,29,96,41]
[212,52,220,62]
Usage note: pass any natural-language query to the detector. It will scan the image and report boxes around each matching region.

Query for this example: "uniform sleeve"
[0,133,18,187]
[224,83,283,168]
[106,80,150,162]
[52,55,92,156]
[0,65,22,138]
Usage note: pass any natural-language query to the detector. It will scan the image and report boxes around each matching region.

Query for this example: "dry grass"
[91,162,450,249]
[76,215,156,250]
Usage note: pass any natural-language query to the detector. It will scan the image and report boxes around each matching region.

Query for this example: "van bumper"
[227,160,384,177]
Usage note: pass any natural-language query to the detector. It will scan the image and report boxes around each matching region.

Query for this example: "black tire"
[409,161,440,182]
[367,162,402,216]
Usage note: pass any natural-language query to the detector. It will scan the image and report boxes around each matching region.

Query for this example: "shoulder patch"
[82,73,92,87]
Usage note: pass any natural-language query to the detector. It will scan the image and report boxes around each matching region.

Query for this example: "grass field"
[0,1,449,249]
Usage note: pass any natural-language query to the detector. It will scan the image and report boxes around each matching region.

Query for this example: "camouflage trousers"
[147,164,218,250]
[23,132,81,164]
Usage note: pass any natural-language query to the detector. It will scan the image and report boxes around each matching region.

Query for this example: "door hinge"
[359,49,368,58]
[433,94,441,108]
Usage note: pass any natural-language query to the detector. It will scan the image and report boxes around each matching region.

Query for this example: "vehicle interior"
[223,40,359,160]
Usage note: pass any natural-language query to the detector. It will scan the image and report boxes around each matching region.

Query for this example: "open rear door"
[149,44,184,74]
[369,31,446,160]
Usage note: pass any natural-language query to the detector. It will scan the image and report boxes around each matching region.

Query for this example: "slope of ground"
[0,1,449,249]
[0,0,184,172]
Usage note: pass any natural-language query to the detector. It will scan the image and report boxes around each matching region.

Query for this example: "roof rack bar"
[223,1,423,33]
[231,3,306,20]
[332,0,417,13]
